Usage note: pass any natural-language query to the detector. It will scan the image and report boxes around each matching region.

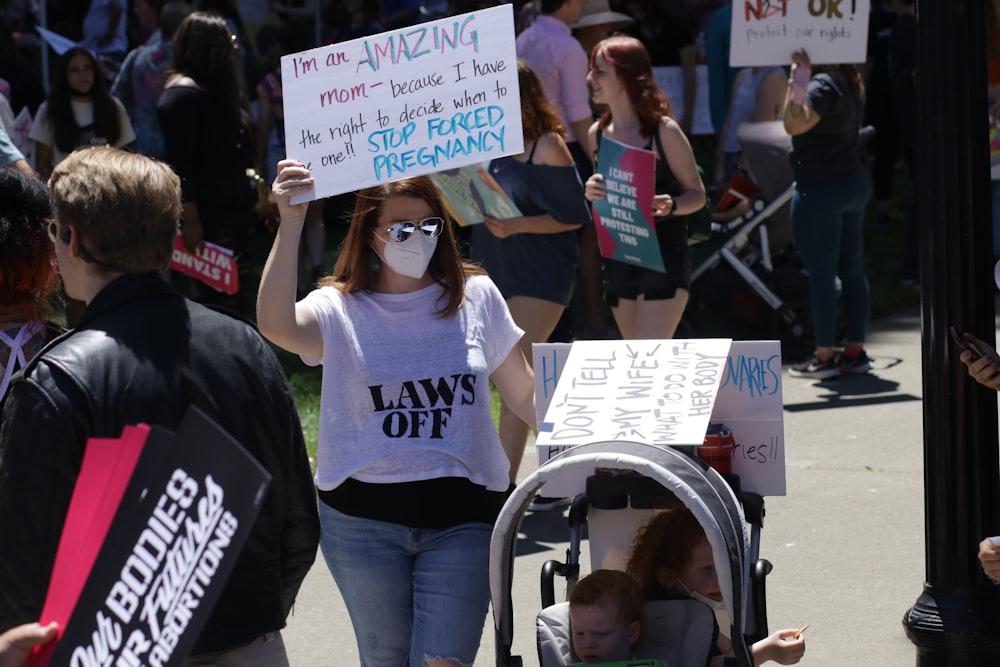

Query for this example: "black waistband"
[318,477,512,528]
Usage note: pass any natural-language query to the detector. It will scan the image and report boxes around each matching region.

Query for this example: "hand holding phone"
[950,325,990,361]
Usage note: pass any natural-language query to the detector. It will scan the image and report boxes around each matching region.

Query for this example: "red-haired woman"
[583,35,705,339]
[0,168,63,398]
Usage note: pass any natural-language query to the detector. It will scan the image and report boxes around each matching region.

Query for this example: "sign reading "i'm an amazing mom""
[281,5,523,203]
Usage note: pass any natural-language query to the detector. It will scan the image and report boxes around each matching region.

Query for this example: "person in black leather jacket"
[0,146,319,665]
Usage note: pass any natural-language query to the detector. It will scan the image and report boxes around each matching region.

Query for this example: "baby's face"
[677,539,722,602]
[570,602,638,664]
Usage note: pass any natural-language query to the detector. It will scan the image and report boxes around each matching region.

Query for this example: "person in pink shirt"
[516,0,592,160]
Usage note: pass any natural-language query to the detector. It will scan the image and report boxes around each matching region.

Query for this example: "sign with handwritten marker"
[533,339,786,496]
[281,5,523,203]
[532,342,573,427]
[592,136,662,272]
[713,340,785,495]
[730,0,870,67]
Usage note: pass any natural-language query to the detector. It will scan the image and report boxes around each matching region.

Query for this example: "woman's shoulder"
[463,273,502,300]
[164,74,201,90]
[657,115,686,142]
[530,132,574,167]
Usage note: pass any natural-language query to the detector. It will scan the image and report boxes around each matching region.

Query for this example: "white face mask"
[378,231,438,279]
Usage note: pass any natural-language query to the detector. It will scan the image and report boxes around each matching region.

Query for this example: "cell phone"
[949,325,987,359]
[790,66,810,106]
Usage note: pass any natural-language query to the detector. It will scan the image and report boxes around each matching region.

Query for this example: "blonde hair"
[49,146,181,273]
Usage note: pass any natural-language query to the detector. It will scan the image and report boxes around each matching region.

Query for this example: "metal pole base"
[904,584,1000,664]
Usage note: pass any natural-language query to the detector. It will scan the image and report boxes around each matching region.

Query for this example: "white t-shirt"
[301,274,524,493]
[29,98,135,167]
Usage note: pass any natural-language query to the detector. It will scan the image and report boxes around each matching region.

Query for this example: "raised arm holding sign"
[281,5,523,202]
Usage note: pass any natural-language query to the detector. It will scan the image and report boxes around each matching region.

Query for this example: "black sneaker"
[788,354,838,379]
[837,350,872,374]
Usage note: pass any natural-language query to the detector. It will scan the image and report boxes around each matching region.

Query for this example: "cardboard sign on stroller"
[533,339,786,496]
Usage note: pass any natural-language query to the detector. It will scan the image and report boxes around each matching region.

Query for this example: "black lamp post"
[902,0,1000,662]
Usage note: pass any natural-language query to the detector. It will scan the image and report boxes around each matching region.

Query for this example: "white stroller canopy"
[490,441,755,667]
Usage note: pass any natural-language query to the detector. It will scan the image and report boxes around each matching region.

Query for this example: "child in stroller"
[490,442,786,667]
[568,570,645,664]
[627,509,806,666]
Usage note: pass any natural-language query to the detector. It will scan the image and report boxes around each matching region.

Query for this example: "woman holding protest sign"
[782,48,871,379]
[470,60,591,485]
[158,12,257,314]
[583,35,706,340]
[257,162,537,667]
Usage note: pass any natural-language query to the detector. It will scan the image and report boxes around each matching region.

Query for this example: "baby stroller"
[490,441,772,667]
[687,121,812,359]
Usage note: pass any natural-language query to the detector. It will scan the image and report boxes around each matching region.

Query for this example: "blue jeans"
[791,166,871,348]
[318,503,491,667]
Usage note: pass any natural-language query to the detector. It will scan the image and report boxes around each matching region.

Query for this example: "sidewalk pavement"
[284,305,934,666]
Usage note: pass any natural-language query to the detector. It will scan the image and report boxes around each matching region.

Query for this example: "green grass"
[270,159,918,459]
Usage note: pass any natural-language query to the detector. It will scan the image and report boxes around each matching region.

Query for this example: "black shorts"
[603,217,691,306]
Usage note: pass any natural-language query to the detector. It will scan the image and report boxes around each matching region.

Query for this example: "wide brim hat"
[571,0,635,31]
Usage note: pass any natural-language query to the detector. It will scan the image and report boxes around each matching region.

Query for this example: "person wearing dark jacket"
[0,146,319,665]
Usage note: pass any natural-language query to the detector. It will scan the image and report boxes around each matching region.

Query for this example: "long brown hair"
[168,12,250,125]
[46,47,122,154]
[323,177,486,317]
[518,60,565,143]
[592,35,671,139]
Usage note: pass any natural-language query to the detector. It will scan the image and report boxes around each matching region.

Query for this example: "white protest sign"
[713,340,785,495]
[652,65,713,136]
[281,5,523,203]
[533,342,573,428]
[533,339,786,496]
[730,0,870,67]
[536,338,732,458]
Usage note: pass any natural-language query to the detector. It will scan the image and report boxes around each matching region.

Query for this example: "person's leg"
[318,503,414,667]
[411,522,492,667]
[610,298,638,340]
[790,185,843,357]
[499,296,565,482]
[632,290,689,339]
[837,171,872,348]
